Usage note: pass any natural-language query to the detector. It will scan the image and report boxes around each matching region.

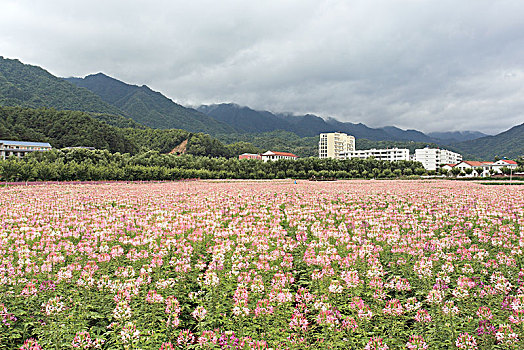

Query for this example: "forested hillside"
[451,123,524,160]
[0,106,261,158]
[0,57,125,116]
[199,103,463,143]
[0,106,137,153]
[66,73,235,134]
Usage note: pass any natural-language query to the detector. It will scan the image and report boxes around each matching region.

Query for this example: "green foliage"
[0,106,262,159]
[216,131,318,158]
[0,106,138,153]
[0,148,426,182]
[451,167,462,176]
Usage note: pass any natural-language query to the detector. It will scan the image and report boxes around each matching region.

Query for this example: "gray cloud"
[1,0,523,133]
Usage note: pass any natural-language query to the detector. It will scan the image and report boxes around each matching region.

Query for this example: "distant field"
[1,180,523,349]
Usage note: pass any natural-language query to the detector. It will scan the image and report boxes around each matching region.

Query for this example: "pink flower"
[191,306,207,321]
[406,335,428,350]
[20,338,43,350]
[414,309,432,323]
[383,299,404,316]
[146,290,164,303]
[177,329,195,346]
[364,337,389,350]
[456,333,478,350]
[476,306,493,320]
[71,331,104,349]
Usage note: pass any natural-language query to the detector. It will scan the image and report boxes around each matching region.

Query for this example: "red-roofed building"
[449,159,519,177]
[494,159,517,165]
[261,151,298,162]
[238,153,262,160]
[441,164,457,172]
[454,161,492,177]
[492,159,518,173]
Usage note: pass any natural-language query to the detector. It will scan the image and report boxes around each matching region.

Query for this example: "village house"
[0,140,52,160]
[238,151,298,162]
[261,151,298,162]
[491,159,518,174]
[443,159,520,177]
[238,153,262,160]
[453,161,492,177]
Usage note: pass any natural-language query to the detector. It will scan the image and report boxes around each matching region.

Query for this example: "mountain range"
[197,103,488,144]
[65,73,234,134]
[67,72,489,144]
[0,56,522,160]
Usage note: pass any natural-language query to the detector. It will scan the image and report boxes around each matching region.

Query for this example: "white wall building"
[454,161,492,177]
[339,148,410,161]
[491,159,518,174]
[444,159,520,177]
[0,140,52,160]
[261,151,298,162]
[319,132,355,159]
[414,147,462,171]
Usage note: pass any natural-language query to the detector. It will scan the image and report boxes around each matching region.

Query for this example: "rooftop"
[499,160,517,165]
[460,161,490,167]
[0,140,52,147]
[262,151,298,157]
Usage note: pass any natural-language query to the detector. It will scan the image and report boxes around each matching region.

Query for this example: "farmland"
[1,180,523,349]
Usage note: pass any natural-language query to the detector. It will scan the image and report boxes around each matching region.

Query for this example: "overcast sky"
[1,0,524,134]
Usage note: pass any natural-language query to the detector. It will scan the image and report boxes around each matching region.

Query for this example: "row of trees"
[0,148,428,182]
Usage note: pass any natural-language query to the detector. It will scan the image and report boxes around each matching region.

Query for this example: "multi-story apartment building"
[339,148,410,161]
[414,147,462,171]
[0,140,52,160]
[319,132,355,159]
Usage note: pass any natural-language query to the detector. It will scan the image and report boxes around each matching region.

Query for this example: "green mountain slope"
[451,123,524,160]
[0,106,261,158]
[66,73,235,134]
[0,57,133,122]
[199,103,451,143]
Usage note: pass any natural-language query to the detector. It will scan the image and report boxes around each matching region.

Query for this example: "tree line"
[0,148,427,182]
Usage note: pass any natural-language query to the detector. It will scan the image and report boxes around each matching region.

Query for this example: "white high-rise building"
[414,147,462,170]
[319,132,355,159]
[339,148,410,161]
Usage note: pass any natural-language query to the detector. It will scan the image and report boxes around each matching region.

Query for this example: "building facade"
[238,153,262,160]
[339,148,410,162]
[454,161,492,177]
[414,147,462,171]
[446,159,519,177]
[261,151,298,162]
[319,132,355,159]
[0,140,52,160]
[491,159,518,173]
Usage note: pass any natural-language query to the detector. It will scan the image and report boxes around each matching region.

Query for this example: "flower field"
[1,180,524,349]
